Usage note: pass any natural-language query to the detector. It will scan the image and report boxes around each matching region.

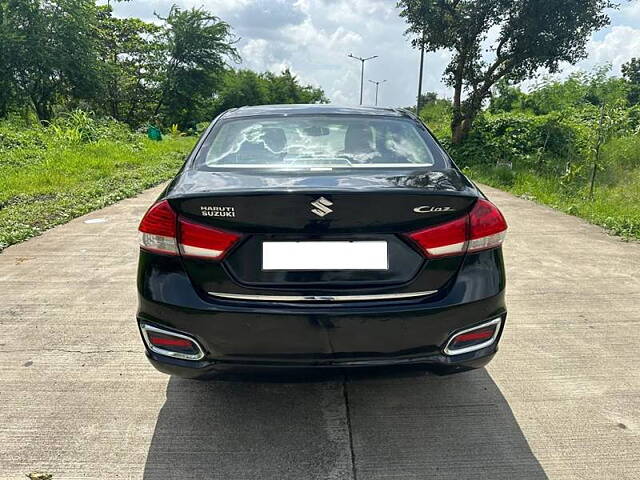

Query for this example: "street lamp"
[348,53,378,105]
[416,29,426,114]
[368,79,387,106]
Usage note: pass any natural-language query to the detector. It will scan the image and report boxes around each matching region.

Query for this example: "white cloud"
[619,0,640,21]
[586,25,640,73]
[112,0,640,107]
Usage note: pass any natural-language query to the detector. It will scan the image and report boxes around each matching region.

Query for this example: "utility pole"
[368,79,387,106]
[348,53,378,105]
[416,29,426,115]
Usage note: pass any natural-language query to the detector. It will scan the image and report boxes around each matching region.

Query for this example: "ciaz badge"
[414,205,454,213]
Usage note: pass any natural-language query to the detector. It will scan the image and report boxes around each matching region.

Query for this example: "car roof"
[221,104,411,119]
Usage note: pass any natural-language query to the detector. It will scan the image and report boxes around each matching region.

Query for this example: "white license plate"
[262,241,388,271]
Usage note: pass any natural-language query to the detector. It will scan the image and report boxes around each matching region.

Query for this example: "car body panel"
[136,105,508,378]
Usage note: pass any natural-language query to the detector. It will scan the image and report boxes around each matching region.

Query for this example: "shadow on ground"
[143,369,547,480]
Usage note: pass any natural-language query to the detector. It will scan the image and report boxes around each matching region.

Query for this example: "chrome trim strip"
[207,290,438,303]
[139,323,205,361]
[443,317,502,356]
[203,164,431,169]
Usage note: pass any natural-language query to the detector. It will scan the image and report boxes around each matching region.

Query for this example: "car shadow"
[143,369,548,480]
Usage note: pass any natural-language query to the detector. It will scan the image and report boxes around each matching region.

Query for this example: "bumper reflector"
[444,317,502,355]
[140,323,205,361]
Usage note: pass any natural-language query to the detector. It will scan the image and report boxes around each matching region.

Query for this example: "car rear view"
[136,105,507,378]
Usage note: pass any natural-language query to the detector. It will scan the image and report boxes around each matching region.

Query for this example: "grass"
[2,110,637,250]
[464,164,640,240]
[0,135,196,251]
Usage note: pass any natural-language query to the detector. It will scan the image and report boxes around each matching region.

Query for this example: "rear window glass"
[193,115,448,169]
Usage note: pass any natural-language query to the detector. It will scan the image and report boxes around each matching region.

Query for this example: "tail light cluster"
[138,200,240,259]
[139,198,505,261]
[407,199,507,258]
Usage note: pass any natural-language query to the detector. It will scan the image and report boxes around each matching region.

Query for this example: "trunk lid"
[167,168,479,296]
[168,168,478,232]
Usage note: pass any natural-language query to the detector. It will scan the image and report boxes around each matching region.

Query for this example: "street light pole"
[348,53,378,105]
[416,29,426,114]
[368,79,387,106]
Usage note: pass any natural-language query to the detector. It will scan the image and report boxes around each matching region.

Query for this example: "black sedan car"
[137,105,507,378]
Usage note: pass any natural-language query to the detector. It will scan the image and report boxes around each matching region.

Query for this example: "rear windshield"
[193,115,448,169]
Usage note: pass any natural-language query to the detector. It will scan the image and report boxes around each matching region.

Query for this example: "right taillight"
[138,200,241,259]
[406,199,507,258]
[467,199,508,253]
[407,216,468,258]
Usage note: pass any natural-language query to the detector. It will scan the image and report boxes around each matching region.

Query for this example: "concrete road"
[1,185,639,479]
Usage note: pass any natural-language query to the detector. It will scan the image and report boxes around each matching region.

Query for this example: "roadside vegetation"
[1,0,638,248]
[0,0,326,250]
[419,66,640,240]
[0,1,327,130]
[0,112,196,250]
[399,1,639,241]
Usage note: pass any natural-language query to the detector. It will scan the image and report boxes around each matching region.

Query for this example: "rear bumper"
[143,344,498,380]
[137,248,506,379]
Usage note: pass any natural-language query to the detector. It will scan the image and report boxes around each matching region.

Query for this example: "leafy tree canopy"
[1,0,102,121]
[0,1,329,128]
[398,0,617,143]
[622,57,640,105]
[211,68,328,117]
[155,6,240,128]
[491,67,630,115]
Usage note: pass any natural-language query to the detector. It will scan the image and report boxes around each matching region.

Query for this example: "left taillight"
[139,200,241,259]
[178,218,241,260]
[139,200,179,255]
[406,199,507,258]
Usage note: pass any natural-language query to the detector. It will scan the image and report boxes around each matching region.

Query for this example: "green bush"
[602,134,640,170]
[49,110,138,144]
[419,100,451,140]
[0,124,48,153]
[447,112,588,174]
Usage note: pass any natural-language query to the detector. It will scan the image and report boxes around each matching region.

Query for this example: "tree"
[397,0,616,144]
[1,0,101,122]
[210,68,328,117]
[263,68,328,104]
[95,6,164,125]
[488,80,526,113]
[622,57,640,106]
[0,0,23,117]
[417,92,451,137]
[212,69,268,113]
[156,6,240,128]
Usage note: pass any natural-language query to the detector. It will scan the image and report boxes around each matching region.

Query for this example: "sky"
[112,0,640,108]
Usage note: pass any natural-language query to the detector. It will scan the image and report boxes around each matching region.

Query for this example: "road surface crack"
[342,375,358,480]
[1,348,139,354]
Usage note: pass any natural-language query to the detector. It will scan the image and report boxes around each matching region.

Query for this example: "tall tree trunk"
[450,54,466,145]
[452,115,474,145]
[31,95,52,123]
[451,85,484,145]
[450,85,464,144]
[452,119,464,145]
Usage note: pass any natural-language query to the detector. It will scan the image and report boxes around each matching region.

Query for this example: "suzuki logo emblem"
[311,197,333,217]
